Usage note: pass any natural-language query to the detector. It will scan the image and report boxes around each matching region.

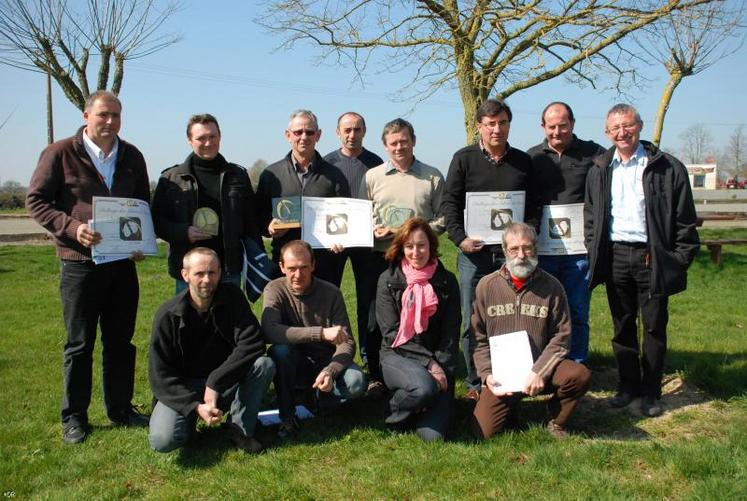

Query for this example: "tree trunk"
[652,71,683,147]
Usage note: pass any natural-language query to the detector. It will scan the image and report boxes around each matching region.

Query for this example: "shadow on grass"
[174,427,231,468]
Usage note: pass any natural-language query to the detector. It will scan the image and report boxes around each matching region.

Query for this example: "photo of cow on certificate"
[301,196,373,249]
[465,191,526,244]
[536,203,586,255]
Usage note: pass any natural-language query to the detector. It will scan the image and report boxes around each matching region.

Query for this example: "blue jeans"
[380,351,454,441]
[457,249,504,390]
[539,254,591,362]
[268,344,367,422]
[175,270,241,294]
[148,355,275,453]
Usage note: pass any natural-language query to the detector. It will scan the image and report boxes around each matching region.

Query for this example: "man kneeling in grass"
[471,223,592,440]
[148,247,275,453]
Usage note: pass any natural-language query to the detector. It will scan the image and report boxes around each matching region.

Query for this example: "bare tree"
[0,0,181,111]
[723,125,746,178]
[249,159,268,189]
[679,124,713,163]
[640,1,745,146]
[258,0,718,141]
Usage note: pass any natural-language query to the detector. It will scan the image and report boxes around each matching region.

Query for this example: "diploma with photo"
[91,196,158,260]
[465,191,525,245]
[489,330,534,393]
[301,197,373,249]
[536,203,586,256]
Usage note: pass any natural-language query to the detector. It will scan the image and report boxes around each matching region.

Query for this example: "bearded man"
[469,222,591,440]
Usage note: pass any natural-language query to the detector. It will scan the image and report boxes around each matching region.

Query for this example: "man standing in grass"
[26,90,151,444]
[262,240,367,439]
[585,103,699,417]
[471,222,591,440]
[528,102,605,363]
[324,111,384,372]
[148,248,275,453]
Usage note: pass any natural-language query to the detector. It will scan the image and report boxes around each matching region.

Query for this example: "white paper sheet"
[91,196,158,259]
[257,405,314,426]
[536,203,586,255]
[489,330,534,393]
[465,191,525,245]
[301,197,373,249]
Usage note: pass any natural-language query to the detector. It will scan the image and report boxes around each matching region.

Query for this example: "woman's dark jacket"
[375,259,461,376]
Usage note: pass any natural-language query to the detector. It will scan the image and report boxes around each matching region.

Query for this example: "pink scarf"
[392,259,439,348]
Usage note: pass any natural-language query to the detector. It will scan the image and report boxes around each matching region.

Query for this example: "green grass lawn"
[2,229,746,499]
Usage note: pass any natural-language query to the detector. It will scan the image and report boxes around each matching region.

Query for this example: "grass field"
[1,229,746,499]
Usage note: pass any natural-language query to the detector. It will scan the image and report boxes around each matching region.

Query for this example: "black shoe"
[110,407,150,427]
[609,391,636,408]
[277,417,300,440]
[640,396,663,417]
[227,424,265,454]
[63,424,87,444]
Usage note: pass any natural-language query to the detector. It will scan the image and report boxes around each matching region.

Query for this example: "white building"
[686,164,717,190]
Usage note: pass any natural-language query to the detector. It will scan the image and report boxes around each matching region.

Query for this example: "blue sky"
[1,1,746,185]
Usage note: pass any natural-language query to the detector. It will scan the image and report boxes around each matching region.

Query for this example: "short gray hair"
[182,247,220,270]
[501,222,538,250]
[288,109,319,130]
[85,90,121,111]
[606,103,642,124]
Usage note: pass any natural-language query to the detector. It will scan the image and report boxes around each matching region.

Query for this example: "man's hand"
[523,370,545,397]
[196,386,223,425]
[329,243,344,254]
[427,360,448,392]
[485,374,513,397]
[373,225,392,239]
[130,250,145,262]
[268,219,289,239]
[76,223,102,248]
[187,225,212,243]
[321,325,348,345]
[459,238,484,254]
[312,370,333,393]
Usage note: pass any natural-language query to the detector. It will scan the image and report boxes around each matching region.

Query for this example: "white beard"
[506,255,538,279]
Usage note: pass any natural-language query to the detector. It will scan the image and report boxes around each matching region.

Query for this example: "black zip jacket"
[151,153,261,279]
[255,151,350,261]
[584,141,700,296]
[149,283,266,416]
[376,260,461,377]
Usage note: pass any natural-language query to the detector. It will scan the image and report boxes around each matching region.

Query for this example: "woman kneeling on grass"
[376,217,461,441]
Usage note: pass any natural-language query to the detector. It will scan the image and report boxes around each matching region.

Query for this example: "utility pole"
[46,72,54,144]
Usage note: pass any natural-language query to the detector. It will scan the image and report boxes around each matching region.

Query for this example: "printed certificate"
[91,196,158,260]
[465,191,525,244]
[536,203,586,255]
[489,330,534,393]
[301,197,373,249]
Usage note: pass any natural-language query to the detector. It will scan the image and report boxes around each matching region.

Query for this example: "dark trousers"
[457,249,504,390]
[344,247,373,363]
[471,359,591,439]
[313,248,346,288]
[365,251,389,382]
[380,351,454,441]
[59,259,140,427]
[606,242,669,398]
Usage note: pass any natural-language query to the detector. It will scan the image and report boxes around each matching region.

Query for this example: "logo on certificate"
[119,217,143,241]
[326,214,349,235]
[548,218,571,239]
[490,209,513,231]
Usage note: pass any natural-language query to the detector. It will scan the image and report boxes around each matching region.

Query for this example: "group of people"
[27,90,699,452]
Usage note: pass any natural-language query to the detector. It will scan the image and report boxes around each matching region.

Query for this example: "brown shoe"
[546,420,567,439]
[367,380,387,399]
[465,389,480,402]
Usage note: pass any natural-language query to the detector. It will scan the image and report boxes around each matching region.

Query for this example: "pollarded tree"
[257,0,719,141]
[0,0,181,111]
[639,1,745,146]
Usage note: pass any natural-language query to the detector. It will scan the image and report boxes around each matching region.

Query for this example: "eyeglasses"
[289,129,318,137]
[505,245,536,257]
[606,122,639,135]
[479,120,510,130]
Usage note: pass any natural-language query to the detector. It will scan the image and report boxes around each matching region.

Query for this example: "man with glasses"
[256,109,350,286]
[584,103,699,417]
[152,114,263,292]
[470,222,591,440]
[442,98,541,401]
[528,102,605,363]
